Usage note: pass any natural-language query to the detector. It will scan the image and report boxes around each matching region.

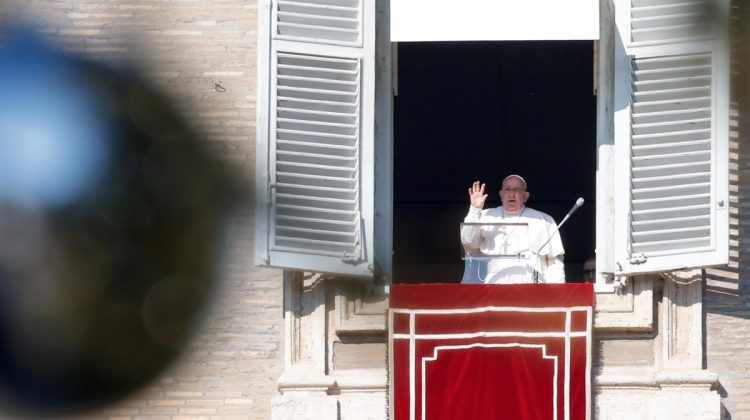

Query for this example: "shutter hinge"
[613,275,628,294]
[341,248,360,264]
[629,252,647,265]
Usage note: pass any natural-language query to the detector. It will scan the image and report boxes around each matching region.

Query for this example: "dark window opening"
[393,41,597,284]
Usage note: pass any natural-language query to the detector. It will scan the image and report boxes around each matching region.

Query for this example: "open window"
[391,41,597,283]
[255,0,730,284]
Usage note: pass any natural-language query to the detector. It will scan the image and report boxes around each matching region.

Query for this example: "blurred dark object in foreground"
[0,30,234,415]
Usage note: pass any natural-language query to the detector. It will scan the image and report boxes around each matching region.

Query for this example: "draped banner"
[389,284,594,420]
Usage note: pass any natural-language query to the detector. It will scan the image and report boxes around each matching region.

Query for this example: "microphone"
[560,197,585,227]
[533,197,585,283]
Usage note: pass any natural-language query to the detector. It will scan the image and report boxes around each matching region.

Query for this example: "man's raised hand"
[468,181,488,209]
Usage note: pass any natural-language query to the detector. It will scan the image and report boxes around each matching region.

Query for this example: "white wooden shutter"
[613,0,729,275]
[256,0,376,277]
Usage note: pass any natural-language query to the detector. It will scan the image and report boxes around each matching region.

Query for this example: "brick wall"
[704,2,750,418]
[705,107,750,418]
[8,1,750,419]
[0,1,283,418]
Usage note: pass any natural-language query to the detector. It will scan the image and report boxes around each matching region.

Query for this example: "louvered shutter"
[256,0,376,276]
[613,0,729,275]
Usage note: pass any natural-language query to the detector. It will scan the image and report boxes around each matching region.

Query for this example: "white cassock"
[460,205,566,284]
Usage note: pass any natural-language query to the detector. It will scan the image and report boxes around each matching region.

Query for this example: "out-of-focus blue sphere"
[0,30,230,415]
[0,34,110,208]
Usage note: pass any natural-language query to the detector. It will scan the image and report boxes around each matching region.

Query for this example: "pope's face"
[499,177,529,213]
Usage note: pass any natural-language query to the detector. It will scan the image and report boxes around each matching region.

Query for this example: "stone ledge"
[595,369,719,389]
[277,372,336,394]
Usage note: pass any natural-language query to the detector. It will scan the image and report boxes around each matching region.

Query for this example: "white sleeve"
[541,255,566,283]
[460,206,483,251]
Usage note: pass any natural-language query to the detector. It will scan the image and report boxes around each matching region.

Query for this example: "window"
[391,41,596,283]
[255,0,729,283]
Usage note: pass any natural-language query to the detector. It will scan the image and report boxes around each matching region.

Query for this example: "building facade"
[3,0,750,419]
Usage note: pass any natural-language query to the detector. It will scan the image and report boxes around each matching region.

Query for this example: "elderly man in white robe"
[460,175,566,284]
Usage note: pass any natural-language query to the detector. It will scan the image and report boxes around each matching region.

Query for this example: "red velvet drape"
[390,284,593,420]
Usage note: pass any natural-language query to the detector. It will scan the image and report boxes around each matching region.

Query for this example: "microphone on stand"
[533,197,585,283]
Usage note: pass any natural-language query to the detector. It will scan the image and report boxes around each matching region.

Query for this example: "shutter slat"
[631,14,704,33]
[634,76,710,89]
[278,52,359,66]
[634,64,710,77]
[632,237,710,252]
[279,64,359,78]
[632,127,710,140]
[278,0,358,12]
[278,87,357,103]
[632,214,709,228]
[632,96,710,113]
[277,191,356,203]
[632,107,710,125]
[631,27,709,44]
[631,159,709,171]
[278,62,357,74]
[278,102,357,116]
[633,86,710,100]
[632,1,705,16]
[278,11,359,30]
[278,117,357,131]
[278,75,359,89]
[278,183,356,196]
[632,171,710,185]
[632,192,709,204]
[278,203,355,220]
[278,95,357,108]
[278,107,358,121]
[275,237,354,249]
[277,200,356,214]
[277,225,356,238]
[278,97,357,109]
[632,149,709,162]
[632,1,703,9]
[278,128,357,142]
[276,163,356,180]
[634,106,710,117]
[631,118,711,136]
[631,203,709,215]
[277,214,357,226]
[634,53,710,66]
[278,150,357,163]
[278,111,357,126]
[276,0,360,44]
[278,139,357,152]
[632,182,709,199]
[630,0,711,44]
[273,243,352,256]
[632,139,709,151]
[277,23,359,42]
[632,225,709,239]
[277,171,356,187]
